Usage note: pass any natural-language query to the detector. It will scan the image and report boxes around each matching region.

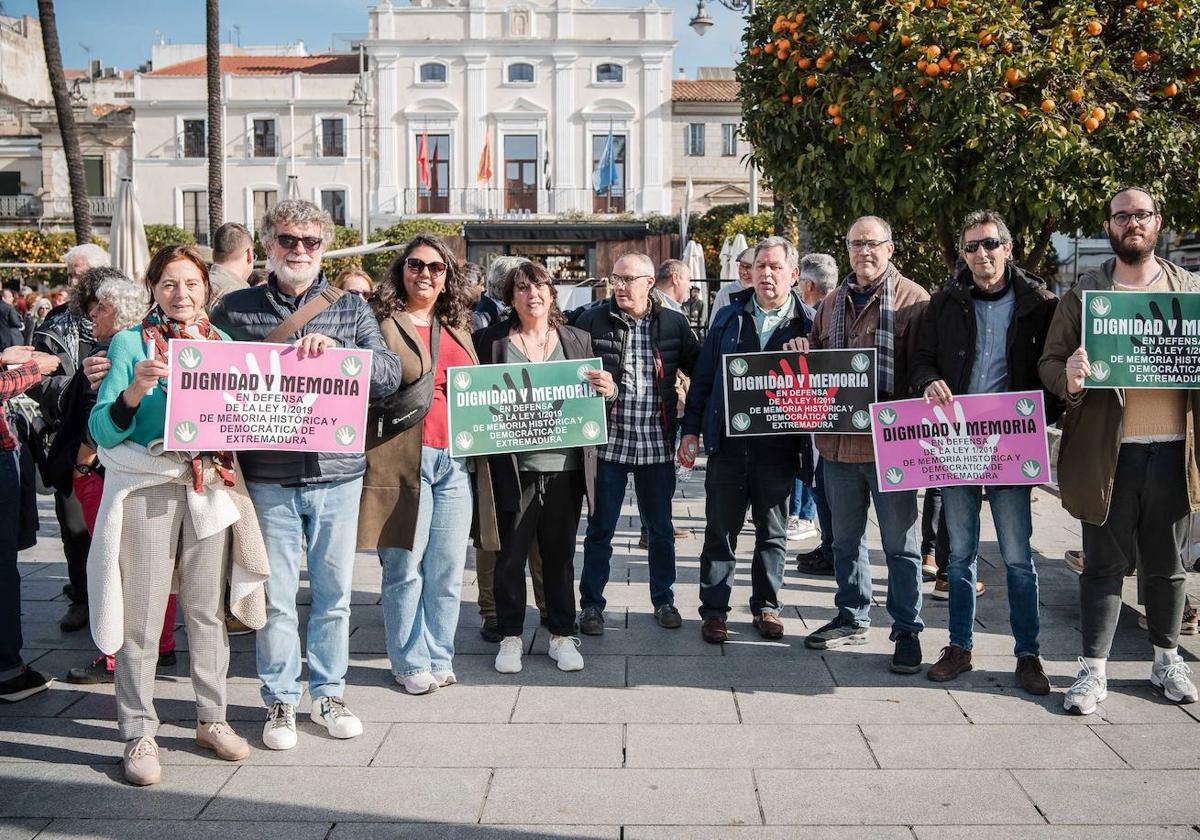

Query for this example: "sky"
[5,0,747,78]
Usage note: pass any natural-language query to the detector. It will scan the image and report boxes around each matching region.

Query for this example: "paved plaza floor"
[3,466,1199,838]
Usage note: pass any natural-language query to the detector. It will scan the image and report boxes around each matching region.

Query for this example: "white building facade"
[130,55,366,243]
[364,0,675,222]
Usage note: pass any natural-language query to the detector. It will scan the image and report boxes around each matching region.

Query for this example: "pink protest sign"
[163,339,373,453]
[870,390,1050,492]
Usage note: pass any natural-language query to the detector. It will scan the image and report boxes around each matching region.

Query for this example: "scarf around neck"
[830,263,898,396]
[140,306,235,492]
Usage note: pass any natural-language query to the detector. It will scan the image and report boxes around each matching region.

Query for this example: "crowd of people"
[1,187,1196,787]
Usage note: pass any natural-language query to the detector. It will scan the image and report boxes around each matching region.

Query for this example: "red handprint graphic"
[763,355,841,430]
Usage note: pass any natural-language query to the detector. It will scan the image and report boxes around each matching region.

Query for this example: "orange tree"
[736,0,1200,284]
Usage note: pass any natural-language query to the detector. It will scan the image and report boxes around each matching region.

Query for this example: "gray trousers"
[1081,441,1189,658]
[115,482,229,740]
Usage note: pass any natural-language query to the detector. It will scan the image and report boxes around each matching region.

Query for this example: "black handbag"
[373,318,440,437]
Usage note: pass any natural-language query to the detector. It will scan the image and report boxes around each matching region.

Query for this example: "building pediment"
[402,97,461,117]
[492,96,548,118]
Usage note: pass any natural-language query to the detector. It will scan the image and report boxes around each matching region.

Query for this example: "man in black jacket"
[574,252,699,633]
[910,209,1059,695]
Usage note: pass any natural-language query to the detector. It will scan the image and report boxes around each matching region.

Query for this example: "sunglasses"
[962,238,1006,254]
[406,257,447,278]
[275,234,324,251]
[345,289,372,298]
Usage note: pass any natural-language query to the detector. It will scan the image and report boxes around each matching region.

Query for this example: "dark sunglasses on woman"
[406,258,447,278]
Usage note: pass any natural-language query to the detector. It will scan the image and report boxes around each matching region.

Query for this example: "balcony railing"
[388,187,638,218]
[0,195,41,218]
[88,196,116,218]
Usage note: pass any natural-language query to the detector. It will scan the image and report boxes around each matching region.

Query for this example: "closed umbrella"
[727,233,749,279]
[718,236,734,280]
[682,239,706,281]
[109,177,150,281]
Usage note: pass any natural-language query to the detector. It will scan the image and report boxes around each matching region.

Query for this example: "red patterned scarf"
[141,307,235,493]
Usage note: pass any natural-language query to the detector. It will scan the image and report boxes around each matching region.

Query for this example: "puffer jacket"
[30,304,94,430]
[209,271,402,485]
[572,295,699,445]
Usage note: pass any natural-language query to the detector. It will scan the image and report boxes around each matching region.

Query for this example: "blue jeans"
[789,478,818,520]
[247,476,363,706]
[942,484,1040,657]
[813,460,834,561]
[379,447,472,677]
[581,459,677,611]
[823,459,922,638]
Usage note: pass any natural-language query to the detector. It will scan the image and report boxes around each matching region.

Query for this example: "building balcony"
[0,195,41,218]
[386,187,640,219]
[88,196,116,218]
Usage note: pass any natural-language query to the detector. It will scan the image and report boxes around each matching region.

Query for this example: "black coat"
[911,264,1063,423]
[572,296,698,444]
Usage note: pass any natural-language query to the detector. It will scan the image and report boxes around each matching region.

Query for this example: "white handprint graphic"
[173,421,198,444]
[335,425,357,446]
[884,466,904,485]
[177,347,203,370]
[918,401,1001,481]
[1021,459,1042,478]
[221,350,318,444]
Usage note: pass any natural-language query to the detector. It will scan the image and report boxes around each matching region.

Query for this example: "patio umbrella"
[718,236,733,280]
[109,177,150,281]
[727,233,749,279]
[682,238,706,281]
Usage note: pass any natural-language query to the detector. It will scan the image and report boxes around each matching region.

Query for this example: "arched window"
[419,63,447,84]
[507,62,535,84]
[595,63,624,84]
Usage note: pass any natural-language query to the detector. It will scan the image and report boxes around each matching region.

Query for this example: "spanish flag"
[477,127,493,184]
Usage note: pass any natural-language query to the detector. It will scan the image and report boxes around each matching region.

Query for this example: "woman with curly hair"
[357,235,481,694]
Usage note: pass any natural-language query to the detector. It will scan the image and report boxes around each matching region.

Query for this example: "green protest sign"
[446,358,608,458]
[1082,290,1200,389]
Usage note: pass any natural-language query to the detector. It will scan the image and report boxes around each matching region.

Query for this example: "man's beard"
[268,253,321,287]
[1109,228,1158,265]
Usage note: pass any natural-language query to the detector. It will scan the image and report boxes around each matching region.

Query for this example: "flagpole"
[606,118,613,214]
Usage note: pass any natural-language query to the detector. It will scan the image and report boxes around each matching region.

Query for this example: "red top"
[0,361,41,451]
[415,324,473,449]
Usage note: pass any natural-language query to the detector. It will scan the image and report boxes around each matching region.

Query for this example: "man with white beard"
[210,200,400,751]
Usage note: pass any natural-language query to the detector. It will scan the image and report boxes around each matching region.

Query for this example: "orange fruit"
[1083,116,1100,131]
[978,31,994,46]
[765,42,775,54]
[1004,67,1021,84]
[1091,106,1106,121]
[806,75,818,88]
[797,56,812,69]
[827,103,841,117]
[926,45,942,59]
[1068,88,1084,103]
[1056,125,1069,137]
[778,38,791,51]
[1086,20,1103,36]
[917,59,929,71]
[869,21,881,32]
[1040,98,1055,112]
[938,57,952,71]
[1135,0,1148,9]
[832,115,844,125]
[1163,82,1179,96]
[925,63,942,76]
[1127,109,1141,120]
[940,78,952,88]
[900,34,913,47]
[792,94,805,105]
[892,85,907,99]
[749,46,761,57]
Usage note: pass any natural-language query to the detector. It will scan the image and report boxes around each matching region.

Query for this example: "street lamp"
[348,43,373,246]
[688,0,758,215]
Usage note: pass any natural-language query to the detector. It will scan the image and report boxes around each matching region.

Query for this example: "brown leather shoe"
[1016,655,1051,696]
[752,612,785,640]
[927,645,973,682]
[920,553,938,582]
[701,616,728,644]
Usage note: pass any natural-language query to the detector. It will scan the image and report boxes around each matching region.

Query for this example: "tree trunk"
[37,0,91,244]
[1020,217,1058,277]
[206,0,223,236]
[936,224,958,276]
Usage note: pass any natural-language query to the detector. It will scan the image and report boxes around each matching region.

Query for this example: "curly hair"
[70,266,130,317]
[372,234,471,331]
[94,278,150,332]
[501,259,565,328]
[260,199,335,248]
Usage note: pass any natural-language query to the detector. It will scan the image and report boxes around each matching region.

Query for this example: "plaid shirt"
[0,361,42,451]
[601,313,670,465]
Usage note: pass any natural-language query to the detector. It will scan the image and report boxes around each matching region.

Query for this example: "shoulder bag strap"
[264,286,346,344]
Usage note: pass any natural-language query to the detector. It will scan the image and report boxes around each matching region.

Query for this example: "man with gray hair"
[798,253,839,314]
[210,199,401,751]
[474,255,522,331]
[709,247,756,325]
[209,222,254,303]
[654,259,690,310]
[800,215,931,675]
[679,235,813,643]
[63,243,111,286]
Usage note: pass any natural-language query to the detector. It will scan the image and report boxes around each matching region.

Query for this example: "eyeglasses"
[344,289,372,298]
[405,258,447,278]
[962,238,1007,254]
[1108,210,1158,227]
[610,274,652,287]
[846,239,892,252]
[274,233,324,251]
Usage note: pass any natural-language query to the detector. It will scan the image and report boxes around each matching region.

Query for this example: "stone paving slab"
[330,827,619,840]
[372,723,623,768]
[510,685,739,724]
[626,829,913,840]
[624,654,834,688]
[1014,769,1200,824]
[860,723,1125,769]
[201,766,491,823]
[623,723,875,769]
[912,827,1198,840]
[32,820,332,840]
[734,686,968,725]
[756,769,1044,825]
[480,768,761,825]
[0,763,235,819]
[1092,723,1200,768]
[0,821,49,840]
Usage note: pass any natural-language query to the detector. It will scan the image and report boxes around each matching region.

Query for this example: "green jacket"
[1039,256,1200,525]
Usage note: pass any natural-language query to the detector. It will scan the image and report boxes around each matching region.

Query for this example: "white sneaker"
[1151,653,1199,704]
[397,672,439,695]
[262,701,298,750]
[432,671,457,687]
[311,696,364,739]
[1063,658,1108,716]
[495,636,523,674]
[786,516,801,539]
[548,635,584,672]
[788,517,817,539]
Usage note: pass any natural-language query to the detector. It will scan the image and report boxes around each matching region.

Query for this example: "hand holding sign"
[1065,346,1091,395]
[918,401,1001,481]
[222,349,318,444]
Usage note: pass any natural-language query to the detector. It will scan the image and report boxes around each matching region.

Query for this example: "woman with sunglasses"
[358,235,481,694]
[332,267,375,300]
[473,260,615,674]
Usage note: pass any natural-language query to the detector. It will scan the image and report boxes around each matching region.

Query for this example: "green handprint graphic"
[884,467,904,485]
[1021,459,1042,478]
[1015,398,1036,417]
[173,421,198,444]
[876,407,897,426]
[335,425,357,446]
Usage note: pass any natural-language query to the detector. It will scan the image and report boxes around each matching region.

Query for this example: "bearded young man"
[210,200,400,749]
[1040,186,1200,714]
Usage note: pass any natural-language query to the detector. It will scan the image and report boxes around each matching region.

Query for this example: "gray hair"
[798,253,839,295]
[486,255,524,298]
[613,251,655,278]
[70,266,130,317]
[754,235,799,270]
[260,199,334,248]
[95,277,150,331]
[959,210,1012,248]
[848,215,893,241]
[655,258,688,287]
[62,243,110,270]
[737,247,755,266]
